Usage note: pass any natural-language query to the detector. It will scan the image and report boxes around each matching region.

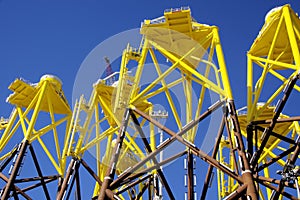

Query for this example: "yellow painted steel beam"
[283,6,300,67]
[149,40,227,97]
[149,48,182,130]
[212,28,233,100]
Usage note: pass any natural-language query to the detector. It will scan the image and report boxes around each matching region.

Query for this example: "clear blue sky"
[0,0,300,199]
[0,0,300,111]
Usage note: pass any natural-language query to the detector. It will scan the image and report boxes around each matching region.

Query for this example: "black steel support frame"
[2,74,300,200]
[0,142,60,200]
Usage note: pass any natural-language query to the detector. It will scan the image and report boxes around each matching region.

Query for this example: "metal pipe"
[258,179,298,200]
[257,145,296,172]
[116,175,152,195]
[130,111,175,200]
[0,173,32,200]
[250,74,298,167]
[187,150,194,200]
[254,175,296,189]
[16,177,57,194]
[75,168,81,200]
[0,146,18,172]
[135,182,149,200]
[112,151,187,190]
[98,109,131,200]
[56,158,78,200]
[223,184,247,200]
[255,125,295,144]
[1,140,29,200]
[251,116,300,125]
[80,159,120,200]
[110,100,223,190]
[133,106,243,183]
[29,144,51,199]
[14,175,59,183]
[201,115,225,200]
[227,101,258,200]
[271,134,300,199]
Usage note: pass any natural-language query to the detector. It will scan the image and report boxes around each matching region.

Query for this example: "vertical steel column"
[98,108,131,200]
[228,100,258,200]
[130,110,175,200]
[132,106,243,182]
[75,169,81,200]
[57,157,79,200]
[0,147,18,172]
[1,140,29,200]
[28,144,50,199]
[187,150,194,200]
[200,115,225,200]
[246,125,253,156]
[250,74,298,166]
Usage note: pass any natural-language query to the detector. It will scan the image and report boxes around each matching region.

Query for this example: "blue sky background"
[1,0,300,112]
[0,0,300,199]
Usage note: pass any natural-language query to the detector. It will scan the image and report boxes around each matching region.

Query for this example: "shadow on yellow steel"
[247,4,300,142]
[0,75,72,176]
[94,76,152,127]
[238,105,292,148]
[249,5,300,68]
[141,7,216,74]
[8,75,70,115]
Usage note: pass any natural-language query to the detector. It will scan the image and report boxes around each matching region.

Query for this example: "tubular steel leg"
[28,144,51,199]
[200,115,225,200]
[98,108,131,200]
[112,150,187,190]
[246,125,253,156]
[1,140,29,200]
[0,147,18,172]
[132,106,243,183]
[130,110,175,200]
[64,162,81,200]
[75,169,81,200]
[12,189,19,200]
[0,173,32,200]
[148,177,153,200]
[116,175,152,195]
[57,157,79,200]
[227,100,258,200]
[65,176,76,200]
[250,75,298,167]
[80,159,120,200]
[225,184,248,200]
[187,150,194,200]
[135,182,149,200]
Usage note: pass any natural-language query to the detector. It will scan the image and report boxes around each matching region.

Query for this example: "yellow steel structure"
[0,75,72,176]
[65,7,240,199]
[3,5,300,199]
[218,4,300,199]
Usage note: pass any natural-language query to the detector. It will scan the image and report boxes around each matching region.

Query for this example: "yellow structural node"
[0,74,72,176]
